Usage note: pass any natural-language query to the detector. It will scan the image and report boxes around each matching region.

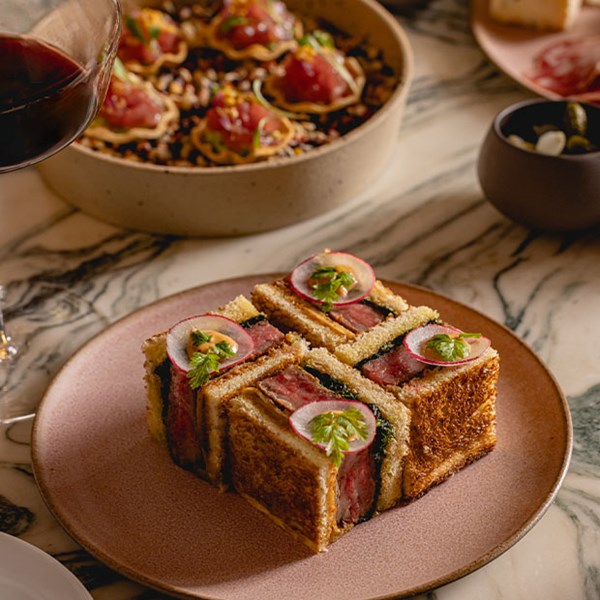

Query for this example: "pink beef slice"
[329,301,388,333]
[244,318,284,356]
[165,364,203,470]
[360,343,426,387]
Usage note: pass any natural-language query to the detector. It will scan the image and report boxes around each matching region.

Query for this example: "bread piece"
[335,308,500,501]
[395,348,499,500]
[201,334,309,487]
[142,294,267,450]
[335,305,440,367]
[252,279,409,352]
[489,0,583,30]
[227,349,412,551]
[305,348,410,511]
[228,389,339,552]
[142,294,291,476]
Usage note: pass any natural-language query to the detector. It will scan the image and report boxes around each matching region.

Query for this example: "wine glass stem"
[0,289,18,361]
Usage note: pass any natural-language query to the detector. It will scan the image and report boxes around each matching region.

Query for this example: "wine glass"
[0,0,121,172]
[0,0,120,421]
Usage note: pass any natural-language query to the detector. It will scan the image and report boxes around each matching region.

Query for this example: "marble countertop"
[1,0,599,598]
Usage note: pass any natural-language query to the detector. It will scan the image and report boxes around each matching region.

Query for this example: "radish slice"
[403,323,491,367]
[289,399,376,463]
[166,314,254,374]
[289,251,375,308]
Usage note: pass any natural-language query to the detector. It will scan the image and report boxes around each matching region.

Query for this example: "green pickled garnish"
[565,101,587,136]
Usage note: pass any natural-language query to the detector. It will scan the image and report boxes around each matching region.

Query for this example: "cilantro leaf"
[148,25,161,41]
[186,340,236,389]
[310,407,368,467]
[187,351,222,389]
[310,267,355,311]
[426,333,481,362]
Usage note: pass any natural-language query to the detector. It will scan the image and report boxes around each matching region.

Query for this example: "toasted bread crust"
[305,348,411,511]
[142,332,168,446]
[252,280,411,353]
[396,349,500,499]
[252,280,355,351]
[201,334,309,487]
[228,390,337,552]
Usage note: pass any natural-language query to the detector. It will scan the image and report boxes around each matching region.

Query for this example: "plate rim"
[31,274,573,600]
[0,532,93,600]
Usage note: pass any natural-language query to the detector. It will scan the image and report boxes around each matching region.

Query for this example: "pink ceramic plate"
[32,276,572,600]
[472,0,600,100]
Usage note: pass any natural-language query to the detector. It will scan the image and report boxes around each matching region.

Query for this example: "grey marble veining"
[1,0,600,598]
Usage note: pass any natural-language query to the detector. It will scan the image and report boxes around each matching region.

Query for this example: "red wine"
[0,35,98,172]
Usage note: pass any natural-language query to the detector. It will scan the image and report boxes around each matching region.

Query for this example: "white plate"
[0,533,91,600]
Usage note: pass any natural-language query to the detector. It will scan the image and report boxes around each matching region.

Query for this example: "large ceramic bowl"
[37,0,413,237]
[478,99,600,232]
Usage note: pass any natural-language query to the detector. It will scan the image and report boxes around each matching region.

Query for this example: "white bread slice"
[228,389,338,552]
[489,0,583,30]
[201,334,309,487]
[252,280,355,351]
[394,348,500,500]
[142,294,267,449]
[334,306,440,367]
[251,279,410,352]
[305,348,410,511]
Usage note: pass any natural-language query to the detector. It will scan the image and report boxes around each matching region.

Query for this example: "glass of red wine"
[0,0,121,172]
[0,0,120,423]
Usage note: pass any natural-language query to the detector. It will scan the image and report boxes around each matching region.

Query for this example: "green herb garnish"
[299,29,334,49]
[310,266,355,312]
[252,116,270,149]
[310,407,368,467]
[426,333,481,362]
[187,340,236,389]
[219,15,248,34]
[125,15,145,42]
[112,57,134,83]
[190,330,212,346]
[148,25,161,41]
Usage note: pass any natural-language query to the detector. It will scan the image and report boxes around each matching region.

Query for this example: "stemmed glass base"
[0,283,110,424]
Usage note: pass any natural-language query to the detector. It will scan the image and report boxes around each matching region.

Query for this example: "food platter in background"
[471,0,600,104]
